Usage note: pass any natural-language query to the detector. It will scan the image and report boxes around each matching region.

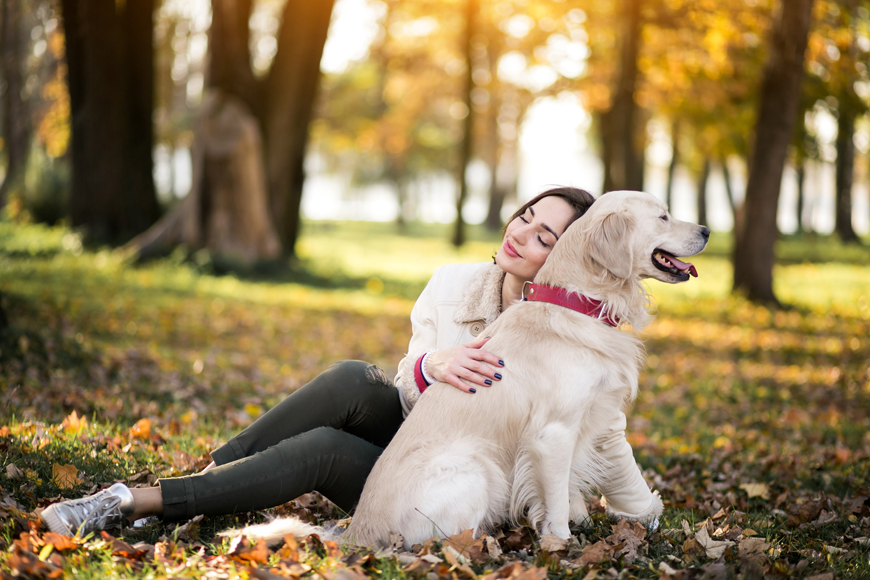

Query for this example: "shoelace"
[74,493,122,534]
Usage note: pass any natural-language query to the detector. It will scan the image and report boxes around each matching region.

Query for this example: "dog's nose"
[699,226,710,239]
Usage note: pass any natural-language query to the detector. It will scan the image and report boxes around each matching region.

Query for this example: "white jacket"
[394,262,663,521]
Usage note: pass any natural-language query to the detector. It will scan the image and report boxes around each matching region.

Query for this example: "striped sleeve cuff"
[414,354,431,393]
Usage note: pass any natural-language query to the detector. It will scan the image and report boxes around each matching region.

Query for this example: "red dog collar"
[521,282,620,327]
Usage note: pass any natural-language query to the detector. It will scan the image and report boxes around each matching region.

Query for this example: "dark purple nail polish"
[469,388,477,393]
[499,360,505,367]
[485,379,492,386]
[494,373,502,380]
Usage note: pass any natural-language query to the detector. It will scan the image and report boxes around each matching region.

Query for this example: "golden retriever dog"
[235,190,709,547]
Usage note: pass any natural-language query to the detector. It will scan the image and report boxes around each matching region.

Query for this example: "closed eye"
[660,214,669,221]
[537,236,550,248]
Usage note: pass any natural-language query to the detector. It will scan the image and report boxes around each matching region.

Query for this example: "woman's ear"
[585,210,635,279]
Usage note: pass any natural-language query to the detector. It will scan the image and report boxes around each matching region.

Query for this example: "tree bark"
[61,0,160,242]
[600,0,645,192]
[264,0,336,256]
[835,111,859,242]
[664,119,679,210]
[732,0,814,304]
[452,0,478,247]
[0,0,31,210]
[795,158,805,234]
[697,159,710,227]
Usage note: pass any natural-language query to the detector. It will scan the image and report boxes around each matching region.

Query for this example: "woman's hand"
[425,335,504,393]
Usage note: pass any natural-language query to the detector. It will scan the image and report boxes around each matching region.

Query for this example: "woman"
[40,186,660,537]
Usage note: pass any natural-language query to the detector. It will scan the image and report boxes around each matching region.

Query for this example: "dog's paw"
[542,521,571,540]
[568,499,590,524]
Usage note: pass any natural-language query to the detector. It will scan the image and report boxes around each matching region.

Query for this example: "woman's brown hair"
[502,186,595,236]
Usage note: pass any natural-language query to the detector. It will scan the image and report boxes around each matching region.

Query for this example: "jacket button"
[469,322,484,337]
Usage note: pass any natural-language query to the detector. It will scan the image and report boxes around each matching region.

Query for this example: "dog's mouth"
[652,249,698,281]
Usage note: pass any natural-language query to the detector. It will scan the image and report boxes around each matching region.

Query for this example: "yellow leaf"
[52,463,81,489]
[129,418,152,440]
[61,411,87,433]
[244,404,261,418]
[739,483,770,499]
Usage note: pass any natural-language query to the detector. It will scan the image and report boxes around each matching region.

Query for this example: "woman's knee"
[324,360,393,389]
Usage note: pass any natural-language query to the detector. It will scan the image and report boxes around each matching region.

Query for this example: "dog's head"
[576,190,709,284]
[535,190,708,326]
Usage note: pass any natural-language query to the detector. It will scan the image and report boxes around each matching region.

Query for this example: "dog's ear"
[586,210,635,279]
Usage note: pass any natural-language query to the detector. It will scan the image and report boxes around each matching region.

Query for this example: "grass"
[1,219,869,579]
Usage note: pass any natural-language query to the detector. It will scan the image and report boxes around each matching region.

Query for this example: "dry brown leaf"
[695,527,734,559]
[539,534,568,553]
[739,483,769,499]
[443,528,489,564]
[443,545,477,578]
[230,538,271,564]
[787,497,824,526]
[129,418,152,440]
[51,463,81,489]
[6,463,24,480]
[575,540,612,566]
[605,519,647,564]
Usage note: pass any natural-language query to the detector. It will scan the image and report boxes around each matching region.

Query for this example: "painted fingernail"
[494,373,502,380]
[499,360,505,367]
[485,379,492,386]
[469,388,477,393]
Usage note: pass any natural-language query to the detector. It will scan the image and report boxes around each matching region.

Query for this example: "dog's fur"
[232,191,709,547]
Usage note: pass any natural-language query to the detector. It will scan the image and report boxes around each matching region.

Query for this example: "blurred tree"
[733,0,815,304]
[60,0,160,242]
[0,0,32,210]
[130,0,335,261]
[453,0,477,247]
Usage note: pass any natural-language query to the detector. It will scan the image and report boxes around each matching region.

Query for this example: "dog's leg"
[568,488,590,525]
[531,423,575,539]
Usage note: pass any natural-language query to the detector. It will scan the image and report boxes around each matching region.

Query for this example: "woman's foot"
[40,483,135,536]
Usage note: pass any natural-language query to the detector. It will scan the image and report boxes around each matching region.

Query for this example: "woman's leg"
[210,360,403,466]
[158,426,385,520]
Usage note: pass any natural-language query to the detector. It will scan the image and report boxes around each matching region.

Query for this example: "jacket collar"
[453,263,505,326]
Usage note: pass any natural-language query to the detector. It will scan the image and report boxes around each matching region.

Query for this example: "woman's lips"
[503,239,521,258]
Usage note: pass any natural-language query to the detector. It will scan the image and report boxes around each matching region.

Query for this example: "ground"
[1,220,869,579]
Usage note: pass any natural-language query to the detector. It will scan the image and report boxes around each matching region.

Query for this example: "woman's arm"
[595,412,663,525]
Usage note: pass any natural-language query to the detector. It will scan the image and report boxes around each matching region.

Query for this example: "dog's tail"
[220,517,341,546]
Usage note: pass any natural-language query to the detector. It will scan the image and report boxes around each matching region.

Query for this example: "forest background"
[1,0,870,579]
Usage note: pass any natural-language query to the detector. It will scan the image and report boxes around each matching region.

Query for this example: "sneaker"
[40,483,135,537]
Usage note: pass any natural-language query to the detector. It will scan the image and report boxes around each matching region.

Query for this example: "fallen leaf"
[129,418,151,440]
[42,532,79,551]
[230,537,271,564]
[61,411,87,433]
[51,463,81,489]
[787,497,824,526]
[443,528,489,564]
[605,520,647,564]
[739,483,769,499]
[539,534,568,553]
[575,540,612,566]
[695,527,734,559]
[6,463,23,480]
[443,545,477,578]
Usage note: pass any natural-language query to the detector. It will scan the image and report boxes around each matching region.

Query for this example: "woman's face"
[495,196,575,281]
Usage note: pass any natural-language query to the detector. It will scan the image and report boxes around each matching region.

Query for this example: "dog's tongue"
[669,255,698,278]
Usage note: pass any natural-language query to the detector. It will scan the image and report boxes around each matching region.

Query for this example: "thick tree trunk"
[697,159,710,227]
[61,0,159,242]
[126,93,280,262]
[264,0,336,257]
[835,111,859,243]
[732,0,814,303]
[0,0,31,209]
[452,0,478,247]
[600,0,644,192]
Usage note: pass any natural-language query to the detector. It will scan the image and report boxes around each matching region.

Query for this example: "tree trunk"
[61,0,160,242]
[732,0,814,304]
[664,119,679,210]
[126,93,280,262]
[264,0,336,257]
[795,157,805,234]
[720,156,737,215]
[697,159,710,227]
[0,0,31,210]
[835,111,859,242]
[600,0,644,192]
[452,0,478,247]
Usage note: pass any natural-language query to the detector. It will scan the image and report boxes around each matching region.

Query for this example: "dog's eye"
[659,214,669,222]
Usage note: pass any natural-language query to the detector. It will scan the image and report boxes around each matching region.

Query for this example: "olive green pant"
[158,360,405,521]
